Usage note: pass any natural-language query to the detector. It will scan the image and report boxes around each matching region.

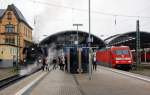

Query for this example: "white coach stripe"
[15,72,47,95]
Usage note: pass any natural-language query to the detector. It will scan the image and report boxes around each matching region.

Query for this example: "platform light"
[73,24,83,74]
[73,24,83,46]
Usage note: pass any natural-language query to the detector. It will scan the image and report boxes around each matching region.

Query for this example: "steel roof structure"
[104,31,150,49]
[40,30,106,49]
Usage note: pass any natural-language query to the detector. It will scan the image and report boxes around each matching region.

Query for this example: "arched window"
[7,12,12,20]
[5,24,15,33]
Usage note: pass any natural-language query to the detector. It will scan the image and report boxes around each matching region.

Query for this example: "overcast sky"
[1,0,150,42]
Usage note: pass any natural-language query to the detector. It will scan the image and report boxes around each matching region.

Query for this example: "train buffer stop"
[0,66,150,95]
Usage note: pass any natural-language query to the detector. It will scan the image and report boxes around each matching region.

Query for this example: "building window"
[10,48,12,54]
[26,28,27,37]
[7,12,12,20]
[5,24,15,32]
[13,48,16,54]
[27,30,28,37]
[5,36,15,44]
[24,27,26,35]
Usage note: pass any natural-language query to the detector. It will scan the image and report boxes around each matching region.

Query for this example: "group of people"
[41,53,97,72]
[52,56,66,71]
[41,56,67,71]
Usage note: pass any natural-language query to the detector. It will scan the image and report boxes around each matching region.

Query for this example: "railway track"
[0,67,42,90]
[0,74,25,90]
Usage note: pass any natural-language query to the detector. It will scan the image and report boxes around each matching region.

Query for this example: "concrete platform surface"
[28,69,82,95]
[75,66,150,95]
[25,66,150,95]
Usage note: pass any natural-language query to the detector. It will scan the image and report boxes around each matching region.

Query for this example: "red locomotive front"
[96,46,133,70]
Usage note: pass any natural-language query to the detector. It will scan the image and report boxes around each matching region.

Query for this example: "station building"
[40,30,105,73]
[0,4,33,67]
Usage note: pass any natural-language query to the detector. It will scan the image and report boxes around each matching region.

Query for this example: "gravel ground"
[0,68,17,81]
[130,69,150,77]
[130,64,150,77]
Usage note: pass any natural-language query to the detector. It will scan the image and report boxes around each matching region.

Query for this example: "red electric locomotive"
[96,46,133,70]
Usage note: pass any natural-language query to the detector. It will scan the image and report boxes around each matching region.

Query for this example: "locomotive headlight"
[116,61,119,63]
[128,60,131,63]
[32,48,34,51]
[23,59,26,62]
[38,59,42,63]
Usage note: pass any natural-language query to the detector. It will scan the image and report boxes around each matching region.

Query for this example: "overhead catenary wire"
[29,0,150,33]
[30,0,150,19]
[2,0,150,20]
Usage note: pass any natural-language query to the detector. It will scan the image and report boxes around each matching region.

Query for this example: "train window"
[122,50,129,54]
[115,50,122,55]
[114,50,129,55]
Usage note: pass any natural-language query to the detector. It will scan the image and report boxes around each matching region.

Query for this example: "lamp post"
[73,24,83,45]
[73,24,83,73]
[88,0,92,80]
[136,20,141,69]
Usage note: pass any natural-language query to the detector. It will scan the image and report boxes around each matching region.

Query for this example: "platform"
[19,66,150,95]
[0,71,46,95]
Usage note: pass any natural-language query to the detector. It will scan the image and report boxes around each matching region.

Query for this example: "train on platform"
[20,44,47,75]
[96,46,133,70]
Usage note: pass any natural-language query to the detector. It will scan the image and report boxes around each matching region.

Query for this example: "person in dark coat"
[42,57,46,71]
[65,56,68,72]
[52,57,57,70]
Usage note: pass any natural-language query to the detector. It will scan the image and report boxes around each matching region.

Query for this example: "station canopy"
[40,30,105,49]
[104,31,150,50]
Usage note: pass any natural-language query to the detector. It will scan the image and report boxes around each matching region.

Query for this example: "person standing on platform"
[65,56,68,72]
[45,60,49,71]
[42,57,46,71]
[52,57,57,70]
[58,57,62,70]
[61,56,65,71]
[93,53,97,71]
